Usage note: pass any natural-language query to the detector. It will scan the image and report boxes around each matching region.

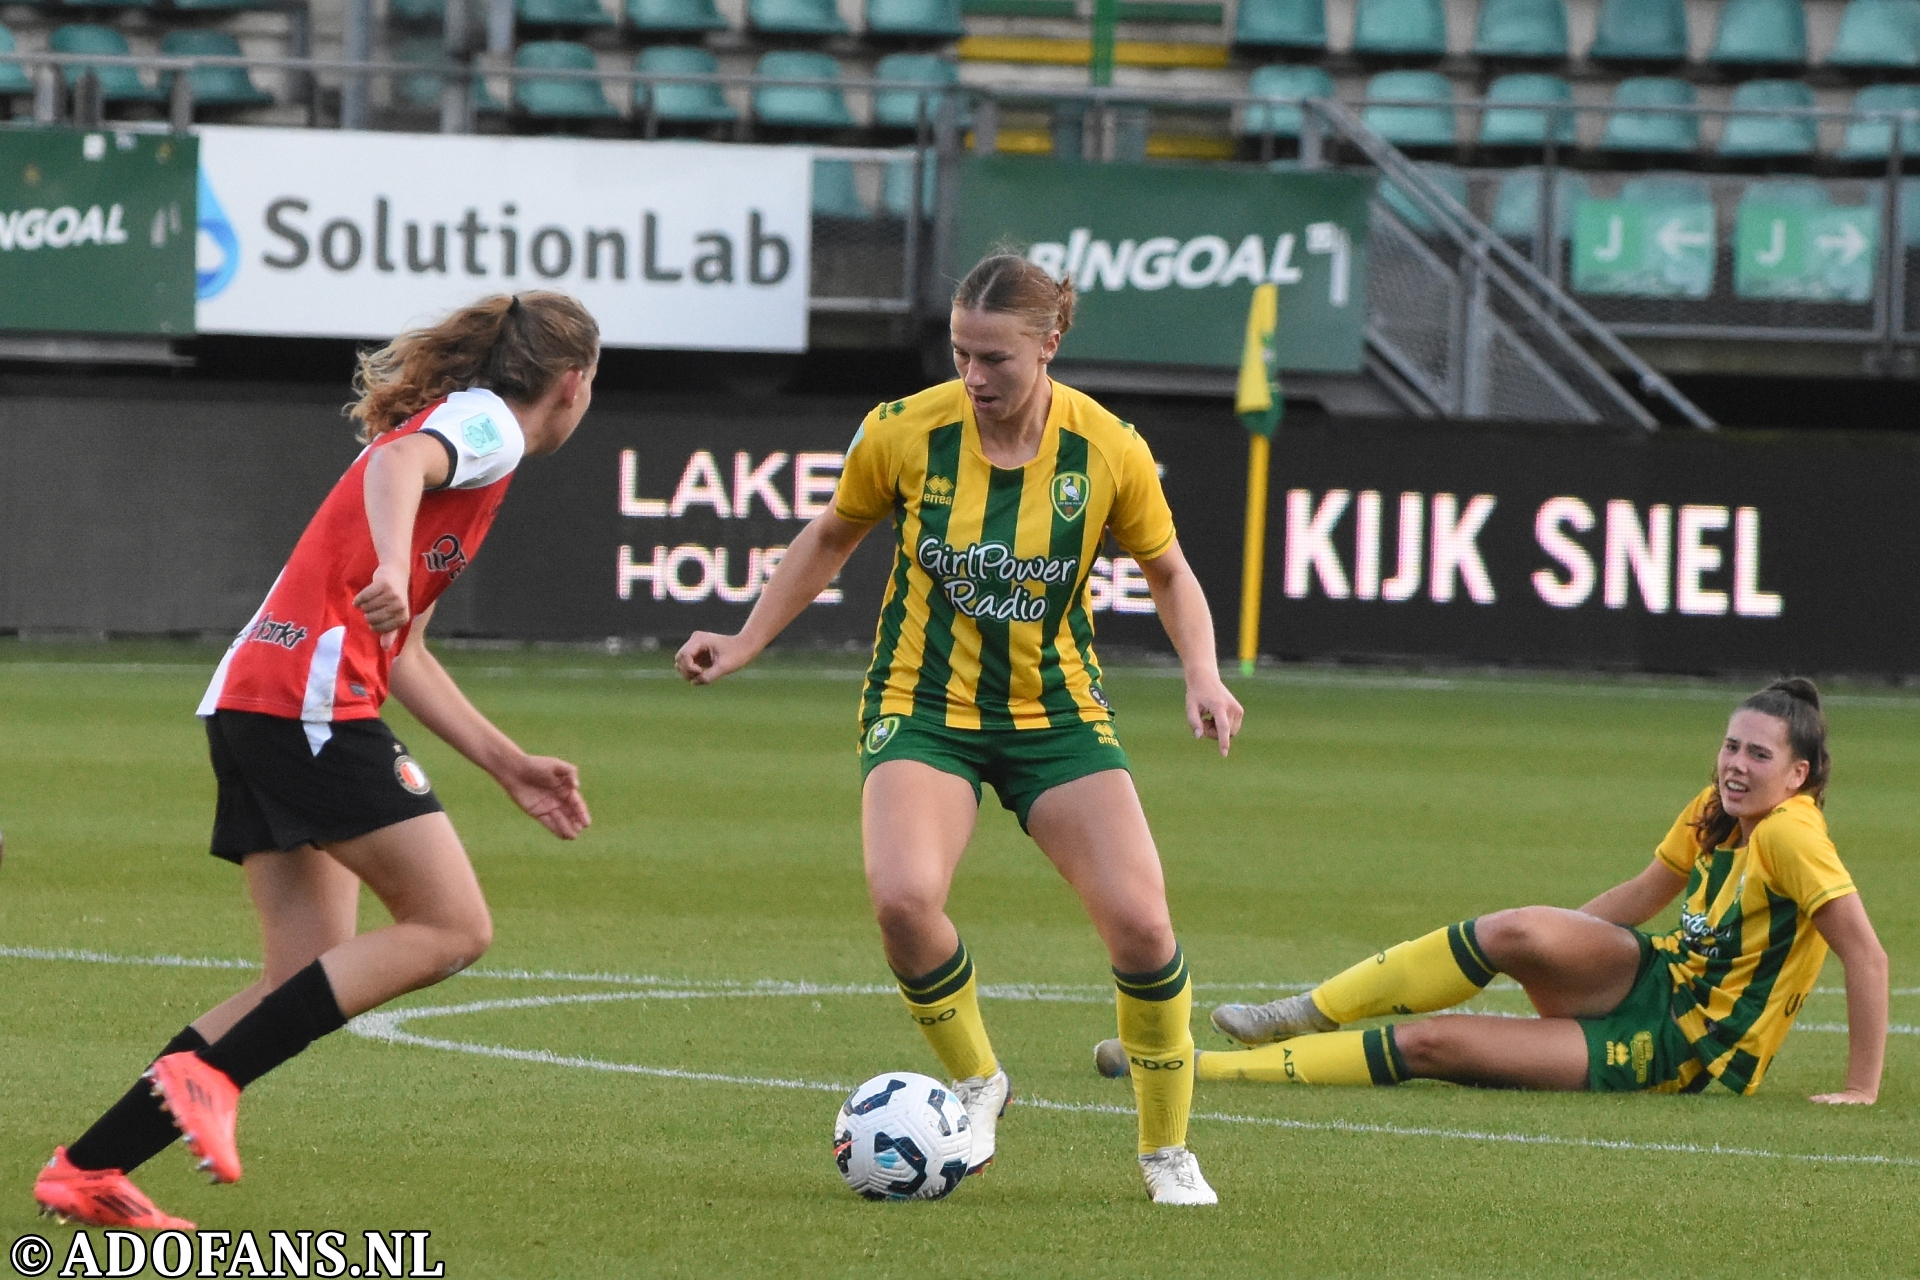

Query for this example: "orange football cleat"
[33,1148,194,1230]
[147,1052,242,1184]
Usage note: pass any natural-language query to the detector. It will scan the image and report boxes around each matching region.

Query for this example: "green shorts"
[858,714,1130,831]
[1579,930,1708,1094]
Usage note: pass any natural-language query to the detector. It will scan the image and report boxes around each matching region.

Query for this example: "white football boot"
[1140,1145,1217,1206]
[951,1067,1010,1174]
[1209,991,1338,1045]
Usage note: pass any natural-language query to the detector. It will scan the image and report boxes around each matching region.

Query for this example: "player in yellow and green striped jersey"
[677,254,1244,1205]
[1112,679,1889,1105]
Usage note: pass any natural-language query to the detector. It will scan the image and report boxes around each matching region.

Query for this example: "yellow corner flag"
[1235,285,1280,677]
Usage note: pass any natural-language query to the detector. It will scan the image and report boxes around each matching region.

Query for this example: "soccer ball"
[833,1071,972,1201]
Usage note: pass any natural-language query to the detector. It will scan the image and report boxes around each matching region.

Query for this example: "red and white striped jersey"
[199,389,525,745]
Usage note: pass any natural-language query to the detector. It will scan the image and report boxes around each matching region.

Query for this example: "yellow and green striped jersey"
[1650,788,1857,1094]
[834,379,1176,730]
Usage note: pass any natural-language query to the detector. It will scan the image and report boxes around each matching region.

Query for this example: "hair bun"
[1769,676,1821,709]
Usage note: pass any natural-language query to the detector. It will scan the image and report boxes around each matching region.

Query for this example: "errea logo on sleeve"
[462,414,504,455]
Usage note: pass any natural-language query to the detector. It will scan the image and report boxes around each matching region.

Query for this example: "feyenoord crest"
[394,755,433,795]
[864,716,901,755]
[1050,472,1090,522]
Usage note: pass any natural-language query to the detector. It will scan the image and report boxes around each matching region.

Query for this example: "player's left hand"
[1810,1088,1876,1105]
[1186,677,1244,758]
[499,754,591,840]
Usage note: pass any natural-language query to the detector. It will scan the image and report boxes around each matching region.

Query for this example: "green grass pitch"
[2,642,1916,1278]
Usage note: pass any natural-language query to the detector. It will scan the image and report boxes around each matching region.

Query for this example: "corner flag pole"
[1234,284,1281,678]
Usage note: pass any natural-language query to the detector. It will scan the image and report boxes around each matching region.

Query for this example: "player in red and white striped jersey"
[36,293,600,1230]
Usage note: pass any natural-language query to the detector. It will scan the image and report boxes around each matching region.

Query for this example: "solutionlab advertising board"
[194,128,812,349]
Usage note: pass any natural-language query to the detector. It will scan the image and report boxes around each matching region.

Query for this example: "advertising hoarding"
[195,128,813,350]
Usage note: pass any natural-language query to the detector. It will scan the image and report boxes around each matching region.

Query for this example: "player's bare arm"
[676,508,876,685]
[390,604,590,840]
[1138,540,1243,756]
[354,432,452,637]
[1578,859,1686,927]
[1809,892,1889,1105]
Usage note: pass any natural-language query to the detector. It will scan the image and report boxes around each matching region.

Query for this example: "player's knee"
[1106,914,1176,976]
[1389,1019,1453,1077]
[1474,906,1556,967]
[439,908,493,975]
[870,884,944,940]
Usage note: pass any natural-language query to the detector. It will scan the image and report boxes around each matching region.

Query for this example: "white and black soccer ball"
[833,1072,972,1201]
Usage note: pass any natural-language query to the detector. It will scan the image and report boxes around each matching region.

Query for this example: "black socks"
[66,1026,209,1173]
[197,960,347,1089]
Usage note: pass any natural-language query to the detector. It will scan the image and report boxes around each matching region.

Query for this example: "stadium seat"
[49,25,164,101]
[170,0,288,10]
[1232,0,1328,50]
[1598,77,1698,152]
[1839,83,1920,159]
[160,30,272,108]
[813,158,870,217]
[388,0,447,26]
[1618,174,1711,206]
[48,0,157,9]
[1351,0,1448,57]
[871,53,960,130]
[881,149,937,217]
[512,41,619,117]
[628,0,731,34]
[1361,70,1456,146]
[1378,162,1469,234]
[394,36,505,111]
[1472,0,1569,59]
[749,0,850,35]
[1490,167,1591,241]
[752,50,853,127]
[1588,0,1689,62]
[1899,179,1920,243]
[1828,0,1920,67]
[1737,178,1827,208]
[866,0,965,39]
[1707,0,1807,66]
[0,25,33,96]
[1241,63,1335,137]
[1717,79,1816,157]
[517,0,615,27]
[1478,73,1576,146]
[635,45,736,122]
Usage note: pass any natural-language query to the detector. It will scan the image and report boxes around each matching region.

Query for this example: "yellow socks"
[895,941,997,1083]
[1196,1027,1410,1086]
[1114,946,1195,1155]
[1310,920,1497,1025]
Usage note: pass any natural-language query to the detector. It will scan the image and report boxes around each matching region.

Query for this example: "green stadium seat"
[1352,0,1448,57]
[813,158,870,217]
[749,0,851,35]
[0,25,33,96]
[1899,179,1920,243]
[394,36,505,111]
[160,30,272,107]
[517,0,615,27]
[1828,0,1920,67]
[1588,0,1689,62]
[1618,174,1710,205]
[753,50,853,127]
[1378,162,1468,234]
[512,40,619,117]
[628,0,731,33]
[50,0,157,9]
[169,0,286,10]
[1737,178,1827,209]
[1232,0,1327,50]
[1479,73,1575,146]
[1361,70,1456,146]
[1490,167,1590,241]
[872,53,960,129]
[1707,0,1807,65]
[881,149,937,217]
[1472,0,1569,59]
[388,0,447,25]
[1717,78,1816,157]
[867,0,966,38]
[1598,77,1698,152]
[635,45,736,121]
[1241,63,1335,136]
[50,25,164,101]
[1839,84,1920,159]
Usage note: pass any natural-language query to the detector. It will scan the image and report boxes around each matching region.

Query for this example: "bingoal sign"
[194,128,813,351]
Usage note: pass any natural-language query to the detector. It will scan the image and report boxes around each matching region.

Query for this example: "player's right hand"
[354,564,412,639]
[675,631,752,685]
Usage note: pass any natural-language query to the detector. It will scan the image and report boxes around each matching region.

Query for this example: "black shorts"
[205,710,444,864]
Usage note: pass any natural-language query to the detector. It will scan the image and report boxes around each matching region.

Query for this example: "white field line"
[351,990,1920,1172]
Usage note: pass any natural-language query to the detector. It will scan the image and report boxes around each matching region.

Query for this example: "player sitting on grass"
[1097,679,1888,1102]
[34,293,599,1231]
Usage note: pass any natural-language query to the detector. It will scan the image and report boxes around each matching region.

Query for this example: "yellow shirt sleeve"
[833,408,897,525]
[1754,800,1857,916]
[1654,787,1715,877]
[1106,427,1177,561]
